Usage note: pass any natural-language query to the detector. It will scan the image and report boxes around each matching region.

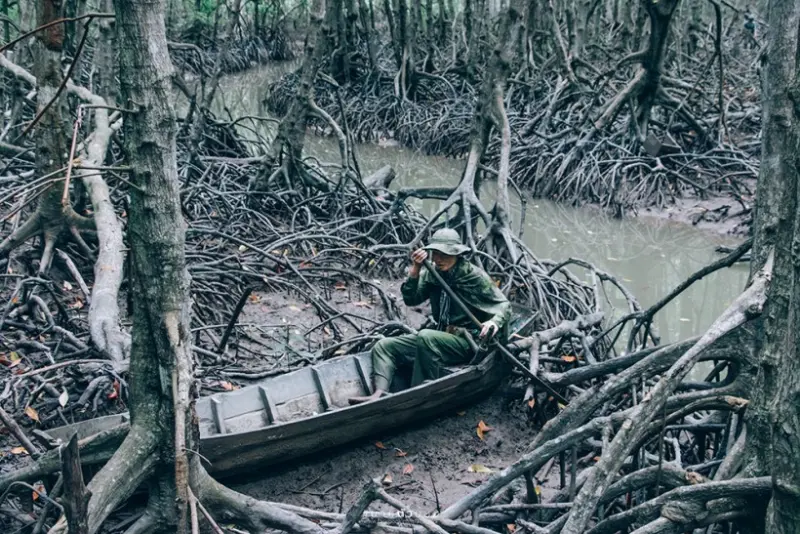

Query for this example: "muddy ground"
[224,279,562,524]
[0,270,563,533]
[230,387,545,515]
[637,188,754,237]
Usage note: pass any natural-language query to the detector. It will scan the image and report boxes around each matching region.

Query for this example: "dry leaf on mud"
[476,420,493,440]
[394,448,407,457]
[402,463,414,475]
[59,390,69,407]
[506,524,516,533]
[32,484,44,501]
[25,406,39,423]
[375,441,387,450]
[686,471,705,485]
[10,447,28,455]
[220,381,234,391]
[108,380,121,399]
[527,399,535,409]
[381,473,393,485]
[561,355,576,363]
[468,464,493,473]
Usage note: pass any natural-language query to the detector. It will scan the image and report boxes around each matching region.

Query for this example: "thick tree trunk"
[412,0,525,256]
[115,0,196,526]
[383,0,401,67]
[741,0,800,532]
[46,0,196,532]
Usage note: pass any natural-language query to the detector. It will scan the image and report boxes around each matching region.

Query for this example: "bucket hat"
[423,228,470,256]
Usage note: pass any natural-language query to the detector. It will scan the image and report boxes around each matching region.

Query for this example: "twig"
[0,405,41,458]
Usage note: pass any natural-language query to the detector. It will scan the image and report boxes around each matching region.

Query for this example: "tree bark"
[741,0,800,532]
[114,0,195,529]
[45,0,197,532]
[60,435,91,534]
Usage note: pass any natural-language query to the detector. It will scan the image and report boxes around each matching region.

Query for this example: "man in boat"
[348,228,511,404]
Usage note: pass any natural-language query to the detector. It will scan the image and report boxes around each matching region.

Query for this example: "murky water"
[180,64,750,371]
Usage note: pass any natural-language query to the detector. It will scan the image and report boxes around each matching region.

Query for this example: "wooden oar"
[422,258,569,405]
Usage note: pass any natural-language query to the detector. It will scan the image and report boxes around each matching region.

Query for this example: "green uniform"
[372,259,511,391]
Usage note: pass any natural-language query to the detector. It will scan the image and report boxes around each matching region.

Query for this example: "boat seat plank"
[354,356,372,395]
[258,386,279,424]
[211,397,226,434]
[311,368,333,412]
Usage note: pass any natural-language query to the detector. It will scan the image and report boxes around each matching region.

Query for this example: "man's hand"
[480,321,498,339]
[409,249,428,278]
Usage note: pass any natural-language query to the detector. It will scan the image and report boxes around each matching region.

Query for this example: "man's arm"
[488,298,511,332]
[470,268,511,338]
[400,249,432,306]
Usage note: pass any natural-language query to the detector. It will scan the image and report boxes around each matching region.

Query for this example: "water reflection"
[191,64,750,377]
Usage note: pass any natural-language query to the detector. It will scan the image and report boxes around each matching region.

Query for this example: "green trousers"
[371,329,471,392]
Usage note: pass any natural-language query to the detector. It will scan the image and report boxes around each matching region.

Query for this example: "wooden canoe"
[46,348,508,478]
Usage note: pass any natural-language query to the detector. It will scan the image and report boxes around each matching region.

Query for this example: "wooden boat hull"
[47,350,507,478]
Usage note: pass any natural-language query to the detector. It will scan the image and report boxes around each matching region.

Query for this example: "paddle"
[421,258,569,405]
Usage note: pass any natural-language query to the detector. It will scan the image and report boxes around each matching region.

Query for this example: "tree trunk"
[251,0,329,193]
[741,0,800,532]
[358,0,377,70]
[34,0,70,250]
[328,0,349,82]
[687,0,703,56]
[418,0,525,256]
[2,0,93,273]
[487,0,525,262]
[635,0,680,136]
[114,0,196,527]
[94,0,118,105]
[383,0,401,67]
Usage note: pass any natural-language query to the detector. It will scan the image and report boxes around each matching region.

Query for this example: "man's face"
[431,250,458,272]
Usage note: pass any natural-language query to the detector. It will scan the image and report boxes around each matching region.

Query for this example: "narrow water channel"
[181,63,750,373]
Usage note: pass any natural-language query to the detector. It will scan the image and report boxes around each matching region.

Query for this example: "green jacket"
[401,259,511,339]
